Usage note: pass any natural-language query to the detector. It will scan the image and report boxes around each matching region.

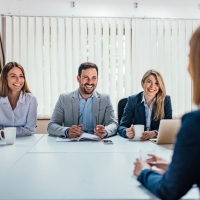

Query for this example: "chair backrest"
[117,98,128,123]
[35,119,50,134]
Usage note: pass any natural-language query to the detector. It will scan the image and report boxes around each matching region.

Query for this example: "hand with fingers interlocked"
[68,124,83,138]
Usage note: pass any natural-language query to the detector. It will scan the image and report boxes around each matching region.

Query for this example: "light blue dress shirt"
[0,92,37,136]
[78,93,94,134]
[141,93,156,131]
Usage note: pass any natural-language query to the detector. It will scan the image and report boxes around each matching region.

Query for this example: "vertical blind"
[3,16,200,118]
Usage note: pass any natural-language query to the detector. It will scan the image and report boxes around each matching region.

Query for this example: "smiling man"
[48,62,118,138]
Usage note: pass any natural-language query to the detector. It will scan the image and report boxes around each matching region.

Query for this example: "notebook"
[56,133,101,142]
[149,119,181,144]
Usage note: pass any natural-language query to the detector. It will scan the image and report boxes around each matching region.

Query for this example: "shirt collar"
[141,93,145,103]
[1,91,26,105]
[141,92,156,106]
[78,93,94,101]
[1,96,9,104]
[18,92,26,104]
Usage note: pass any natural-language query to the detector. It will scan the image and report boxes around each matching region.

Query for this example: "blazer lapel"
[72,89,79,125]
[136,103,146,127]
[92,91,100,127]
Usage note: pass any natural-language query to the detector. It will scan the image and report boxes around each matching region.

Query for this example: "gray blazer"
[47,89,118,137]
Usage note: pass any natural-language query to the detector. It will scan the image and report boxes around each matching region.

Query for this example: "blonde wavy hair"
[141,69,166,121]
[0,62,31,97]
[189,27,200,106]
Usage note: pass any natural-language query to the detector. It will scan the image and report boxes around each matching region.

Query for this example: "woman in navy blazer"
[133,27,200,199]
[118,69,172,140]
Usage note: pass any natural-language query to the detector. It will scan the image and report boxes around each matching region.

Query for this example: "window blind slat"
[88,19,95,62]
[171,20,179,117]
[102,19,109,94]
[143,19,150,73]
[150,20,157,70]
[95,19,102,93]
[163,20,171,96]
[65,18,73,92]
[131,19,137,94]
[73,19,80,89]
[58,18,66,94]
[13,17,20,62]
[110,19,117,113]
[27,17,36,94]
[43,18,51,116]
[117,19,124,101]
[50,18,59,112]
[35,17,44,116]
[5,16,12,63]
[185,20,193,113]
[20,17,28,76]
[125,19,131,97]
[157,20,164,75]
[178,20,186,116]
[80,19,87,63]
[135,19,144,93]
[192,21,200,33]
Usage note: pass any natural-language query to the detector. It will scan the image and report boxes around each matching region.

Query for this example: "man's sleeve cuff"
[104,132,108,138]
[65,128,70,138]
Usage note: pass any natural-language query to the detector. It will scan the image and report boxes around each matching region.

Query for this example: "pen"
[95,116,98,127]
[78,113,83,126]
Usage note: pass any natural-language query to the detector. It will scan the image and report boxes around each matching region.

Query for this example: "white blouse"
[0,92,37,136]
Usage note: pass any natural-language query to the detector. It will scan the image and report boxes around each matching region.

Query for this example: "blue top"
[78,94,94,134]
[141,93,156,131]
[138,109,200,200]
[0,92,37,136]
[118,92,172,138]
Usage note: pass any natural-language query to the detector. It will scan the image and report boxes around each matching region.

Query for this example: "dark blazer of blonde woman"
[118,92,172,138]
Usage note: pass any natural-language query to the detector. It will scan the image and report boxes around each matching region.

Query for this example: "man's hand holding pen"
[68,124,83,138]
[94,125,107,139]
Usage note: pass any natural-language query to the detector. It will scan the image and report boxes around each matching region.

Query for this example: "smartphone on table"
[102,140,113,145]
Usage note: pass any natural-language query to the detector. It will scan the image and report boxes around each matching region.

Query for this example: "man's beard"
[80,84,95,94]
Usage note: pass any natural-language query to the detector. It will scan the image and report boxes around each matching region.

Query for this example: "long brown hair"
[189,27,200,106]
[141,69,166,121]
[0,62,31,97]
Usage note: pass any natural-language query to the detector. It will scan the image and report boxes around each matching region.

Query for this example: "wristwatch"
[154,130,158,137]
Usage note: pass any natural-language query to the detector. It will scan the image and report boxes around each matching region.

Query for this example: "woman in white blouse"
[0,62,37,136]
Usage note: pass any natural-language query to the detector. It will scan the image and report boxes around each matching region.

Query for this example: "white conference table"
[28,134,174,154]
[0,134,199,200]
[0,134,44,174]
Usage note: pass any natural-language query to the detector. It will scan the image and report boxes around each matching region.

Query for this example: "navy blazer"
[118,92,172,138]
[138,110,200,200]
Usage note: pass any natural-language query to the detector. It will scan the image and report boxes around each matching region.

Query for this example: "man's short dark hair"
[78,62,98,77]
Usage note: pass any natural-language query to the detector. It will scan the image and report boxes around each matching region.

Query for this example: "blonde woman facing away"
[118,70,172,140]
[0,62,37,136]
[133,27,200,199]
